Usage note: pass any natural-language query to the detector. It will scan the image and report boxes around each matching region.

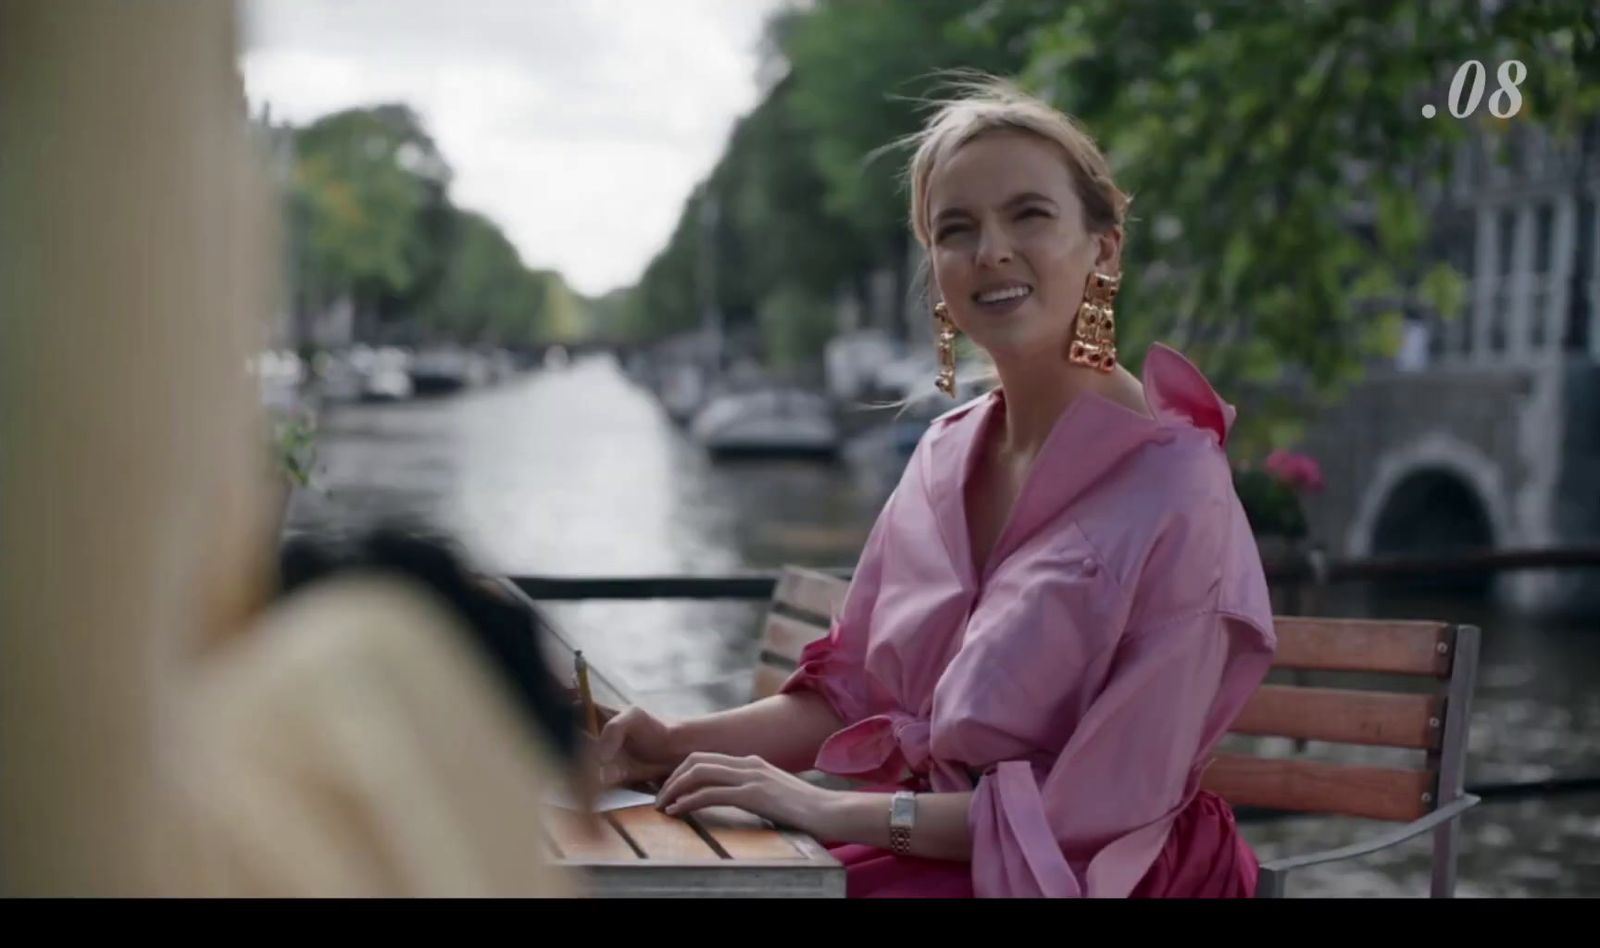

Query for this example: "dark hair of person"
[275,521,580,764]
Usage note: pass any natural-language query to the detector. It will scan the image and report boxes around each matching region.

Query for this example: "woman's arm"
[667,690,845,774]
[596,689,847,787]
[653,750,975,861]
[817,790,975,861]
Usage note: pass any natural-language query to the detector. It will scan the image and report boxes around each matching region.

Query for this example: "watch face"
[890,792,916,826]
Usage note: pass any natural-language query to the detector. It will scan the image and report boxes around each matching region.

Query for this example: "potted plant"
[1234,448,1325,574]
[267,407,319,536]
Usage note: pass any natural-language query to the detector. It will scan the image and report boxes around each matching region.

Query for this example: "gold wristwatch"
[888,791,916,854]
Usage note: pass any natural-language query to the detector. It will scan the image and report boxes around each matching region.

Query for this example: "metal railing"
[1261,544,1600,584]
[510,545,1600,602]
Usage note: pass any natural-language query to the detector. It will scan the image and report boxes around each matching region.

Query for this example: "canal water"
[285,354,1599,897]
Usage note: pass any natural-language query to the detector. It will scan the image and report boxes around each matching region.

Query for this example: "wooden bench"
[750,566,1483,898]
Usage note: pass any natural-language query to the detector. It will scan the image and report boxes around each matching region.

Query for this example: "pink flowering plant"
[1234,449,1324,540]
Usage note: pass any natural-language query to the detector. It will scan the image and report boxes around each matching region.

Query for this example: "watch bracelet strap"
[889,823,912,854]
[888,791,914,855]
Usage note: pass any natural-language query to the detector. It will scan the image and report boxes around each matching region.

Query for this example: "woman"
[595,77,1276,899]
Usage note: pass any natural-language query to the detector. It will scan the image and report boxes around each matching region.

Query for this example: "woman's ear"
[1093,226,1123,273]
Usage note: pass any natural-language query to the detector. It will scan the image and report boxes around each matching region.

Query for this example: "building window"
[1531,203,1554,348]
[1489,208,1516,353]
[1535,203,1554,275]
[1568,195,1595,352]
[1499,209,1518,276]
[1442,213,1475,357]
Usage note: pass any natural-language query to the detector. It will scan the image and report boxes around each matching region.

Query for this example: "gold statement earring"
[1068,271,1120,373]
[933,301,957,397]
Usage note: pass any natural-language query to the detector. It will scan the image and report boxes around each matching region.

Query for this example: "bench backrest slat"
[1231,684,1445,750]
[1272,617,1456,676]
[1200,754,1437,822]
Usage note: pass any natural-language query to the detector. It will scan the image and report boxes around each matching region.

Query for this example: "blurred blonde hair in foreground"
[0,1,574,896]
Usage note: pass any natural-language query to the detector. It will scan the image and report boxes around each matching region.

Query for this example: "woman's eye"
[1018,207,1050,220]
[935,224,969,241]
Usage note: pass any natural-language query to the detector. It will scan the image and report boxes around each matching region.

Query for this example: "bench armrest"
[1255,794,1479,896]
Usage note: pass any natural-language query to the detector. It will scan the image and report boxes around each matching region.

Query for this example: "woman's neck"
[989,355,1144,460]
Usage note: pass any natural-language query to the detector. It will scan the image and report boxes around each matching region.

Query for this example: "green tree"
[776,0,1056,332]
[285,104,594,349]
[621,1,1054,347]
[625,186,708,341]
[533,270,587,344]
[1014,0,1599,452]
[621,0,1597,447]
[290,104,454,341]
[418,208,535,343]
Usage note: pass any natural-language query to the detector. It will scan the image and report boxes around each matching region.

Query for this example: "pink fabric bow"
[815,711,930,785]
[814,710,975,791]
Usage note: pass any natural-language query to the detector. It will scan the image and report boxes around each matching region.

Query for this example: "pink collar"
[920,343,1237,585]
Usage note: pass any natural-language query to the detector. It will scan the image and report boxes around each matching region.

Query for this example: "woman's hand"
[593,704,683,788]
[654,752,836,838]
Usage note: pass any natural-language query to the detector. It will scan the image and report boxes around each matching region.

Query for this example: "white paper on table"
[545,785,657,812]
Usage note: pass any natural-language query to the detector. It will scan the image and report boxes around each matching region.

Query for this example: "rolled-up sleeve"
[968,608,1272,898]
[776,489,901,728]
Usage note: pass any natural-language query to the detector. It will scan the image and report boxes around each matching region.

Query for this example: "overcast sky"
[240,0,790,297]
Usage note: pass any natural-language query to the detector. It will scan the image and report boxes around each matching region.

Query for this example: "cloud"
[241,0,787,296]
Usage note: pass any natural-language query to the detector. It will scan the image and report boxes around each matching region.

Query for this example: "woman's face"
[926,130,1120,366]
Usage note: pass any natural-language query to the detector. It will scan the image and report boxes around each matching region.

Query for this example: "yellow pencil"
[574,650,600,739]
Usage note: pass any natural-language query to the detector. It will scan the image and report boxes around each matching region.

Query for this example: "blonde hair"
[898,74,1129,250]
[855,75,1131,416]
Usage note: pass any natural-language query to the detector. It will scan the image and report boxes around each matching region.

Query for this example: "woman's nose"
[975,228,1014,268]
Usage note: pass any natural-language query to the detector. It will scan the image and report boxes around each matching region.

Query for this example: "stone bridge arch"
[1345,432,1513,564]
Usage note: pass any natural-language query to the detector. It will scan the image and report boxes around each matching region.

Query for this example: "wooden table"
[507,579,845,898]
[543,800,844,898]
